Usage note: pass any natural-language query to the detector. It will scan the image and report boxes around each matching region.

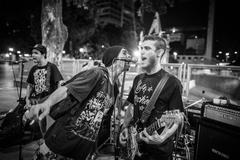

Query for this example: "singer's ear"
[156,48,164,58]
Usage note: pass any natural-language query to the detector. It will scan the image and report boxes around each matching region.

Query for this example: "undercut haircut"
[143,34,168,52]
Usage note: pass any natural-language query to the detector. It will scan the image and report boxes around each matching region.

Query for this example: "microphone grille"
[132,57,138,63]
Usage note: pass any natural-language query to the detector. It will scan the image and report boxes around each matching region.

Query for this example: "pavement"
[0,141,39,160]
[0,86,40,160]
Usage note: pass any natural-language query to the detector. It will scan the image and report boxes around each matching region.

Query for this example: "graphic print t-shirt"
[27,62,63,98]
[127,69,184,126]
[127,69,184,156]
[66,67,115,142]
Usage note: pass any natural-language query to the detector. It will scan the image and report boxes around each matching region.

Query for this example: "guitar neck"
[134,119,164,143]
[135,111,181,142]
[146,119,165,135]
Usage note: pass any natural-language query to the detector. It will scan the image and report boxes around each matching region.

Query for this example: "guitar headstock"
[160,109,184,126]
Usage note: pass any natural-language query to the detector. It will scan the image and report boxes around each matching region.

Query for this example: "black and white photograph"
[0,0,239,160]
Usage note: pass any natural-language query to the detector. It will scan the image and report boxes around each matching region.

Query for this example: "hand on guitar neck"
[139,112,181,145]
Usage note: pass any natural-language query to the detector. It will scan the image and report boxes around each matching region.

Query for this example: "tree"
[39,0,174,63]
[41,0,68,66]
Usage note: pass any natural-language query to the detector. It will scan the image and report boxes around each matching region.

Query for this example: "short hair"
[143,34,169,51]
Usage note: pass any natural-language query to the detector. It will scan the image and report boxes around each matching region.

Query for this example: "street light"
[225,52,230,62]
[172,27,176,33]
[173,52,178,60]
[9,47,14,52]
[79,48,84,53]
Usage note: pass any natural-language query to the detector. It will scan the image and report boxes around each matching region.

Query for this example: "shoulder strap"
[140,73,169,123]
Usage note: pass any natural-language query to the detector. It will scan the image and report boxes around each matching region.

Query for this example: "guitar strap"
[140,73,169,124]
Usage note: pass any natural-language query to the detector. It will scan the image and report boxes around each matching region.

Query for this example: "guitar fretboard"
[146,119,165,135]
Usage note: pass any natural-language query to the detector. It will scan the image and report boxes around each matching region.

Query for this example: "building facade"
[95,0,135,28]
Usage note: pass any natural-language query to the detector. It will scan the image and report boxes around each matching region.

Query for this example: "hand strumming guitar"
[30,86,68,121]
[31,101,51,121]
[23,101,51,123]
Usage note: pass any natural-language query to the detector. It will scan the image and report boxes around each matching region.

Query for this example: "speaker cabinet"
[194,119,240,160]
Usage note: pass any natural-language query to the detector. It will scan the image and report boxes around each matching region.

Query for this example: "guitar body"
[126,125,143,160]
[124,110,183,160]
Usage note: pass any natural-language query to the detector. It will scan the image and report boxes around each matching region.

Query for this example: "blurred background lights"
[8,47,14,52]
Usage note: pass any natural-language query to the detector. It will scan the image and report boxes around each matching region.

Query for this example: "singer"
[119,35,184,160]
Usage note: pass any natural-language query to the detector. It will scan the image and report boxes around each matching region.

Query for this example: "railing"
[186,64,240,104]
[16,58,240,105]
[162,63,187,97]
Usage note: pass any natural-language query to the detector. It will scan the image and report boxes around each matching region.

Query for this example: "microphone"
[14,57,32,63]
[115,57,138,63]
[16,60,28,63]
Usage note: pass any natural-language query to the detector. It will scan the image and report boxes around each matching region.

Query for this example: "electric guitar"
[125,109,183,160]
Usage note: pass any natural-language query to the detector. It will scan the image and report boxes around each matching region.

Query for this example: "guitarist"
[24,44,63,133]
[119,35,184,160]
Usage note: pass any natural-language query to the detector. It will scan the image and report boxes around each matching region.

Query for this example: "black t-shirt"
[45,67,118,159]
[27,62,63,98]
[127,69,184,156]
[65,67,115,142]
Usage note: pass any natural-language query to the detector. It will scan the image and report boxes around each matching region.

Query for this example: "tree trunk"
[41,0,68,67]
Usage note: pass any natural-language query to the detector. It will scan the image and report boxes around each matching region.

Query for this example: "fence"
[186,64,240,104]
[16,58,240,105]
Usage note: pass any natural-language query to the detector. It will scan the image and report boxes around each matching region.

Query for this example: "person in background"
[24,44,63,131]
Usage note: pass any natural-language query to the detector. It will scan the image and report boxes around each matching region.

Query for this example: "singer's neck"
[38,59,48,66]
[145,63,162,75]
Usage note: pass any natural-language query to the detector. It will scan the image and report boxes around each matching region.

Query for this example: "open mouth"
[141,57,147,61]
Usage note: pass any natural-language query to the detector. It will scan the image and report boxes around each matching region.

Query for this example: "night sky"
[0,0,239,55]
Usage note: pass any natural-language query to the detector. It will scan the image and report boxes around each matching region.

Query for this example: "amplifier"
[201,101,240,128]
[195,119,240,160]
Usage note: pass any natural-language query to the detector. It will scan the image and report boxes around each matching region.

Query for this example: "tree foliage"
[38,0,175,60]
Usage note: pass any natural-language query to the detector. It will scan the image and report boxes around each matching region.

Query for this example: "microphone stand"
[18,61,27,160]
[113,62,129,160]
[91,59,130,160]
